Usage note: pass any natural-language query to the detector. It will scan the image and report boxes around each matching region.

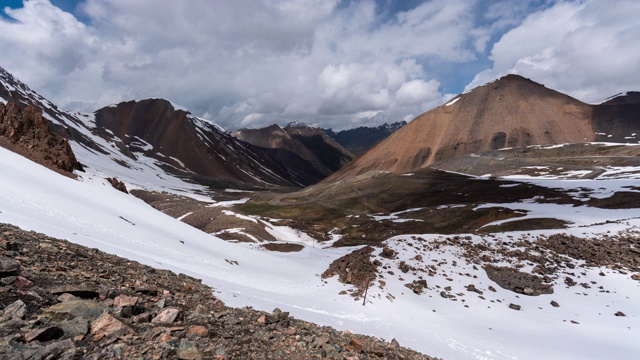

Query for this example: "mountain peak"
[285,120,310,128]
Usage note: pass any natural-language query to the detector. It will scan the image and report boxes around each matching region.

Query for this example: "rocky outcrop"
[106,177,129,194]
[0,223,435,359]
[0,102,81,175]
[322,246,378,298]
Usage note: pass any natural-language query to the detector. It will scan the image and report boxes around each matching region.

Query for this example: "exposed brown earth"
[326,75,640,182]
[0,102,81,176]
[0,223,436,359]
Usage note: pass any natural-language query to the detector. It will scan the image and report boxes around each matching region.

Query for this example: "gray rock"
[35,339,75,359]
[0,257,20,277]
[42,300,106,322]
[509,303,521,311]
[59,317,89,338]
[550,300,560,308]
[50,285,99,299]
[177,338,202,360]
[1,299,26,322]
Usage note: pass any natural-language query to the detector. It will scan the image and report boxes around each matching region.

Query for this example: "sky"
[0,0,639,131]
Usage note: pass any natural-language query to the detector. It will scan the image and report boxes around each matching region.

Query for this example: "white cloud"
[5,0,633,130]
[395,79,441,105]
[466,0,640,103]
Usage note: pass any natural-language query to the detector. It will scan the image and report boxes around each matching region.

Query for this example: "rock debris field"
[0,223,436,360]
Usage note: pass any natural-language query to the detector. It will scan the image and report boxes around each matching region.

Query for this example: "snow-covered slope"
[2,146,640,359]
[2,65,640,359]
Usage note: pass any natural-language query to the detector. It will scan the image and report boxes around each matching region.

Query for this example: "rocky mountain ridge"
[94,99,302,188]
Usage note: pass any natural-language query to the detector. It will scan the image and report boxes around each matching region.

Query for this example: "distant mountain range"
[323,121,406,156]
[231,124,354,185]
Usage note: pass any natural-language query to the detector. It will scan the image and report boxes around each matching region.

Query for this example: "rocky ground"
[0,223,437,359]
[320,229,640,314]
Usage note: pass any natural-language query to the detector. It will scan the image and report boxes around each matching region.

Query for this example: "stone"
[50,285,99,299]
[25,326,64,342]
[0,275,17,285]
[132,312,152,323]
[509,303,521,311]
[113,294,139,308]
[152,307,180,324]
[1,299,26,322]
[313,334,330,348]
[59,317,89,338]
[523,287,534,295]
[43,300,106,322]
[550,300,560,308]
[177,338,202,360]
[31,339,75,360]
[12,275,34,289]
[57,293,79,302]
[186,325,208,339]
[631,274,640,281]
[350,338,364,352]
[90,312,133,340]
[615,311,626,317]
[0,257,20,277]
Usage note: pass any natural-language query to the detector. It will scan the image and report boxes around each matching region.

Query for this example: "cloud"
[466,0,640,103]
[5,0,632,131]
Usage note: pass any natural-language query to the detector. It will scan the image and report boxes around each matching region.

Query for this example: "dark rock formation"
[0,102,82,175]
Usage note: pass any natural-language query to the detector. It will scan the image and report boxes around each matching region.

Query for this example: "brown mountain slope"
[325,75,600,182]
[231,124,354,185]
[95,99,296,188]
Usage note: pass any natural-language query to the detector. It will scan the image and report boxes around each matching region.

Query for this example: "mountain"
[2,67,640,360]
[94,99,300,188]
[323,121,406,156]
[592,91,640,142]
[326,74,640,181]
[231,123,354,185]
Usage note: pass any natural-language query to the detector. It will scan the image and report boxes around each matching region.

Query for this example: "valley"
[1,65,640,359]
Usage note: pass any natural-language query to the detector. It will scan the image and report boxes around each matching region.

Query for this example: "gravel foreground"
[0,223,437,360]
